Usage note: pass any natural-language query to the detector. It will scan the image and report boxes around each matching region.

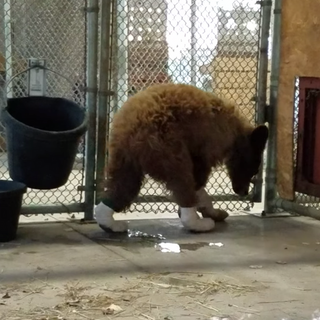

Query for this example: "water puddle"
[95,228,225,253]
[155,241,225,253]
[93,229,167,252]
[128,230,166,240]
[155,242,181,253]
[95,228,165,242]
[180,242,210,251]
[209,242,224,247]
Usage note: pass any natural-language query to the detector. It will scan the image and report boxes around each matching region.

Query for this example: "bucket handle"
[4,65,86,106]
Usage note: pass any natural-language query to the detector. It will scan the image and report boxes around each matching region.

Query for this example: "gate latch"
[27,58,47,96]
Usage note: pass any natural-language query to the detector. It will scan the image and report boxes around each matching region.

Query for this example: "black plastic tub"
[0,180,27,242]
[2,96,88,190]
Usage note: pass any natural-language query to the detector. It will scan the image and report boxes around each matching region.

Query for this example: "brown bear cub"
[95,83,268,233]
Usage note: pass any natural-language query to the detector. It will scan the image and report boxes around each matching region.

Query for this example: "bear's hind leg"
[95,156,144,233]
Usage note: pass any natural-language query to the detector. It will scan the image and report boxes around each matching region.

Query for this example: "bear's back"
[110,83,251,149]
[115,83,238,126]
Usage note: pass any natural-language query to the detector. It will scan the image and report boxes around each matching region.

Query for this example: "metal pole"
[84,0,99,220]
[264,0,282,213]
[190,0,197,86]
[4,0,13,98]
[272,198,320,221]
[96,0,112,203]
[116,0,128,109]
[21,203,85,215]
[110,0,118,118]
[252,0,272,203]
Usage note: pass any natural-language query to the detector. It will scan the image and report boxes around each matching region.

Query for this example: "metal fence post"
[96,0,112,203]
[3,0,13,99]
[84,0,99,220]
[116,0,128,109]
[190,0,197,86]
[272,198,320,221]
[252,0,272,203]
[264,0,282,213]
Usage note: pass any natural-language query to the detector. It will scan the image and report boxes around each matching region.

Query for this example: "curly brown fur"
[103,83,268,212]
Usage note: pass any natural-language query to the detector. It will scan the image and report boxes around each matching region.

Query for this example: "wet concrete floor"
[1,215,320,319]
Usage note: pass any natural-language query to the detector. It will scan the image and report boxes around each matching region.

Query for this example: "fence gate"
[97,0,269,215]
[0,0,92,217]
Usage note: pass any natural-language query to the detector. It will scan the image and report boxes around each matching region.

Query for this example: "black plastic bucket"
[2,96,88,190]
[0,180,27,242]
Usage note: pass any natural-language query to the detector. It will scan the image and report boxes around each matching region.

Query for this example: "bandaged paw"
[199,207,229,222]
[94,202,128,233]
[195,188,229,222]
[180,207,215,232]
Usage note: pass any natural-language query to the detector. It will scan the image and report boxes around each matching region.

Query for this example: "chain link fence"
[107,0,264,214]
[0,0,87,214]
[0,0,265,217]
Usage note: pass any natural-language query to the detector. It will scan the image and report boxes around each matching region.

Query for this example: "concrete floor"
[1,215,320,320]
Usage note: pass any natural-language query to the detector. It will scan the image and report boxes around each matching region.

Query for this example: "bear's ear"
[250,125,269,153]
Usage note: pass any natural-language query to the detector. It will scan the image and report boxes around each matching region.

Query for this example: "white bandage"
[94,202,128,232]
[179,207,215,232]
[195,188,229,221]
[180,207,200,225]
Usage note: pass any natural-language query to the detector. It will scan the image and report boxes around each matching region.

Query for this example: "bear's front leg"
[177,188,229,222]
[166,180,215,232]
[196,188,229,222]
[95,202,128,233]
[179,207,215,232]
[154,149,215,233]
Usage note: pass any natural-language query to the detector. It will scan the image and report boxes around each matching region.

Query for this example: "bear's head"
[225,125,269,197]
